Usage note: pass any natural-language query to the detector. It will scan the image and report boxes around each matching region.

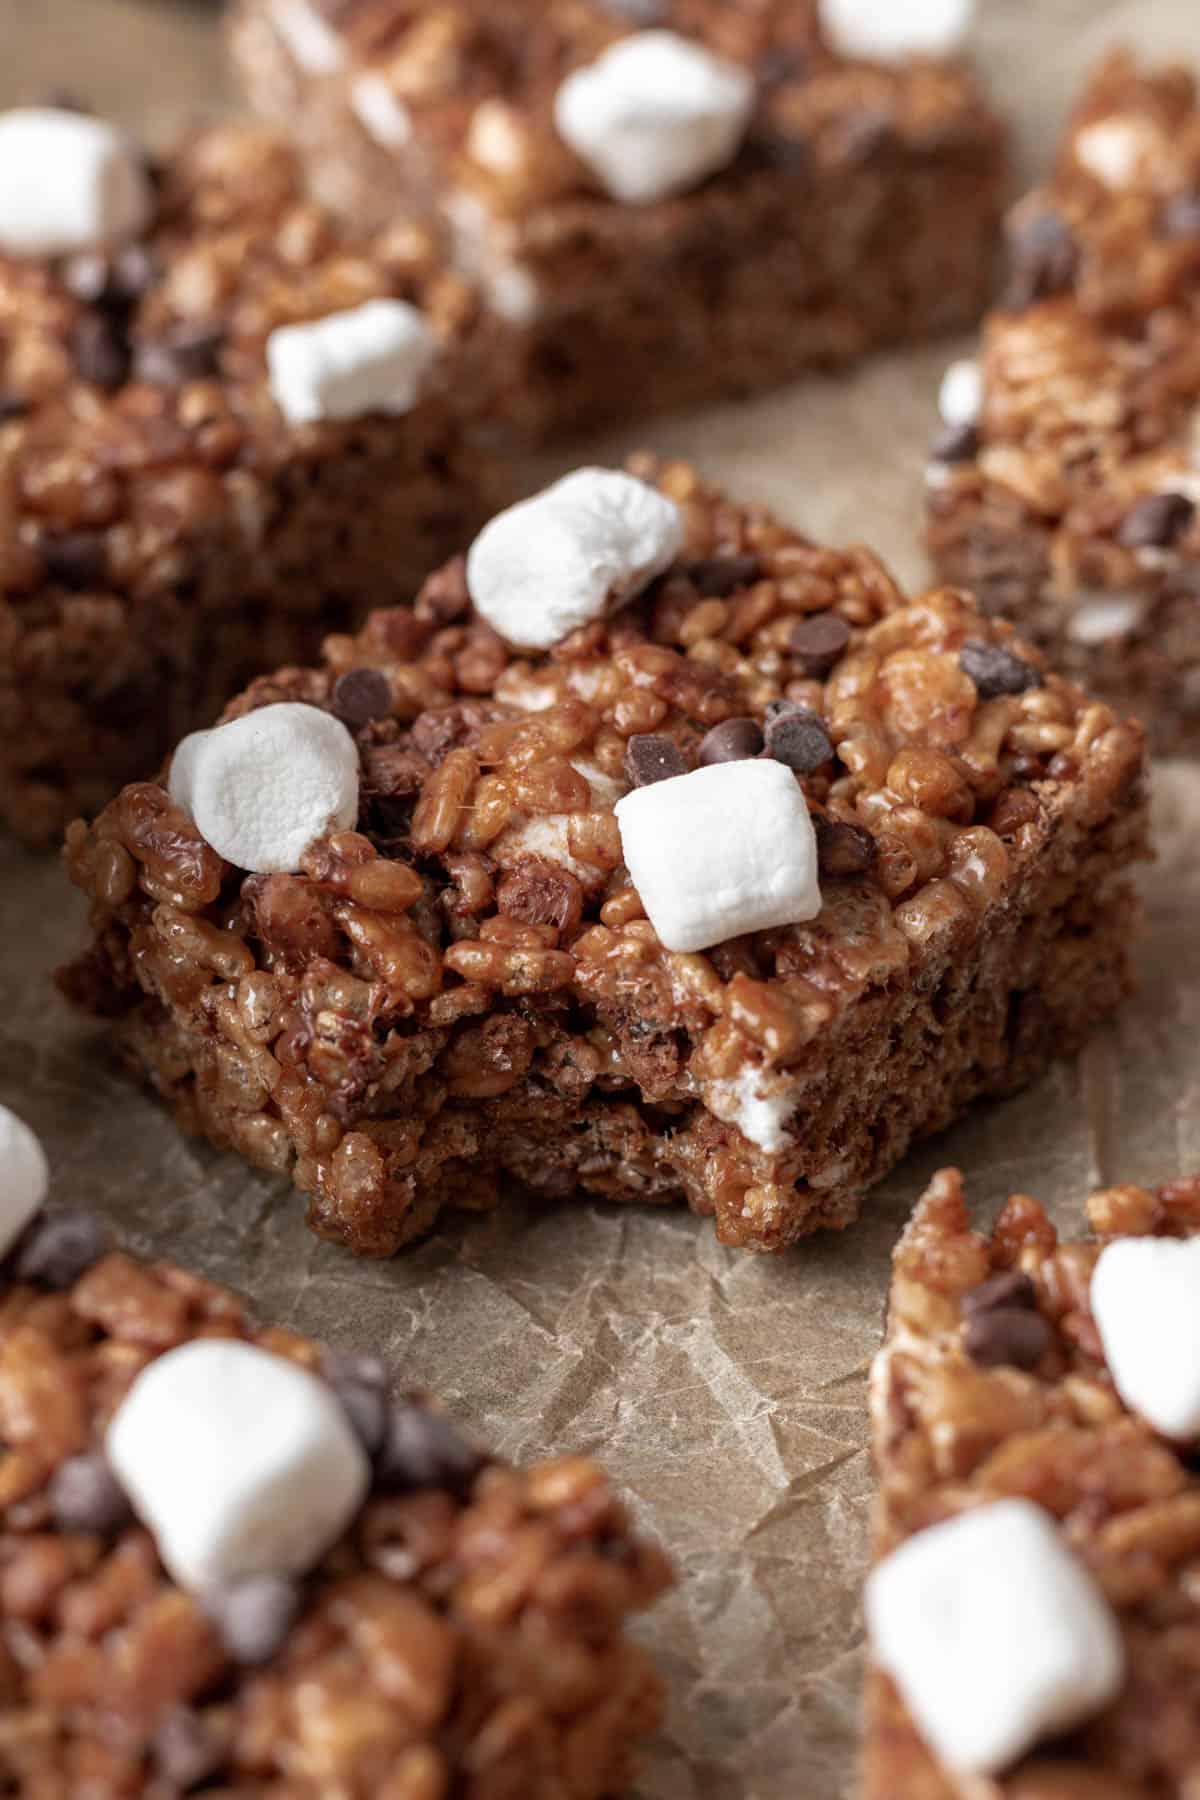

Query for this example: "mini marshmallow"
[818,0,974,63]
[615,759,821,954]
[938,358,983,428]
[170,703,359,873]
[554,31,754,205]
[866,1499,1124,1775]
[0,108,155,259]
[1074,117,1153,189]
[266,298,436,426]
[1091,1236,1200,1437]
[269,0,345,74]
[351,75,413,149]
[466,468,684,650]
[0,1103,49,1259]
[1067,593,1145,645]
[107,1339,370,1592]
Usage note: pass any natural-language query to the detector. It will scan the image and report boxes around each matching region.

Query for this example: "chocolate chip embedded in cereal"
[0,107,154,257]
[763,705,833,773]
[788,614,851,677]
[698,717,764,764]
[1116,491,1195,551]
[553,31,754,206]
[624,733,688,787]
[465,468,683,650]
[958,638,1043,699]
[866,1500,1124,1775]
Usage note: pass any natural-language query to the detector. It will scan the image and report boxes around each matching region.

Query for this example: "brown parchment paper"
[5,2,1200,1793]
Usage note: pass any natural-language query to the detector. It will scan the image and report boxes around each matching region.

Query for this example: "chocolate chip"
[964,1306,1052,1371]
[1003,210,1079,310]
[47,1452,132,1536]
[63,244,157,311]
[687,553,763,597]
[624,734,687,788]
[698,717,764,765]
[789,613,851,677]
[152,1707,226,1791]
[206,1575,301,1666]
[1117,491,1195,550]
[0,392,28,423]
[71,311,131,389]
[958,639,1043,700]
[331,1377,388,1458]
[1160,192,1200,239]
[41,530,106,589]
[13,1209,111,1289]
[331,668,393,729]
[321,1346,389,1389]
[962,1269,1037,1316]
[758,46,809,86]
[134,323,224,387]
[109,243,159,304]
[40,89,91,113]
[375,1401,484,1496]
[814,817,876,877]
[930,421,980,464]
[764,706,833,773]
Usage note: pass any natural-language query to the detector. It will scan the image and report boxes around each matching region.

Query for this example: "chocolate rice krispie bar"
[229,0,1009,442]
[926,52,1200,755]
[61,457,1148,1257]
[866,1166,1200,1796]
[0,106,507,848]
[0,1102,670,1796]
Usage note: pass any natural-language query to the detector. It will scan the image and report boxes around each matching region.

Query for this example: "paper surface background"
[5,3,1200,1793]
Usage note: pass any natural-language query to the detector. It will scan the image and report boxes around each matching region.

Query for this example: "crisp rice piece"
[926,50,1200,755]
[59,456,1148,1257]
[229,0,1009,442]
[0,115,509,847]
[867,1165,1200,1797]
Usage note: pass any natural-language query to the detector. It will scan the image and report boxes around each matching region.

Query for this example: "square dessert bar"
[0,110,508,847]
[926,52,1200,755]
[61,458,1147,1258]
[866,1167,1200,1796]
[0,1105,670,1796]
[229,0,1010,442]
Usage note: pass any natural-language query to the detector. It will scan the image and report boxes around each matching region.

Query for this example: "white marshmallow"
[267,298,436,426]
[269,0,345,74]
[866,1500,1124,1775]
[351,75,413,149]
[466,469,684,650]
[107,1339,369,1592]
[818,0,974,63]
[171,703,359,873]
[1074,118,1151,189]
[554,31,754,205]
[1067,594,1145,645]
[0,1103,49,1259]
[0,109,155,260]
[938,358,983,428]
[615,759,821,954]
[706,1067,795,1153]
[1091,1237,1200,1438]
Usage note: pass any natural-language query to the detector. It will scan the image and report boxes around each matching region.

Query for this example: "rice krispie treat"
[0,1101,671,1796]
[926,52,1200,755]
[0,105,507,847]
[866,1166,1200,1796]
[60,458,1148,1257]
[229,0,1009,441]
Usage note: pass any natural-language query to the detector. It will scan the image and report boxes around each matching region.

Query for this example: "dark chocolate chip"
[63,244,157,311]
[764,706,833,773]
[71,311,131,389]
[789,613,851,677]
[698,717,764,765]
[152,1706,226,1791]
[331,667,393,729]
[624,734,687,788]
[1160,192,1200,239]
[958,638,1043,699]
[40,89,92,114]
[1003,210,1079,310]
[687,553,763,597]
[814,817,876,877]
[930,421,980,464]
[62,251,114,306]
[13,1209,111,1289]
[962,1269,1037,1316]
[321,1346,389,1389]
[1117,491,1195,550]
[375,1401,484,1496]
[47,1452,132,1536]
[134,323,224,387]
[206,1574,301,1666]
[964,1305,1052,1371]
[109,243,159,304]
[758,46,809,86]
[41,530,106,589]
[0,392,28,423]
[331,1377,388,1459]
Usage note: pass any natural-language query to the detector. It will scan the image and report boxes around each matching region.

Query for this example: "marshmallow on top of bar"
[266,296,438,424]
[818,0,976,62]
[0,106,155,258]
[1091,1236,1200,1438]
[0,1101,50,1258]
[867,1498,1124,1775]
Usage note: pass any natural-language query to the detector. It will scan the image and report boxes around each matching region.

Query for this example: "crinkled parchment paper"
[5,2,1200,1793]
